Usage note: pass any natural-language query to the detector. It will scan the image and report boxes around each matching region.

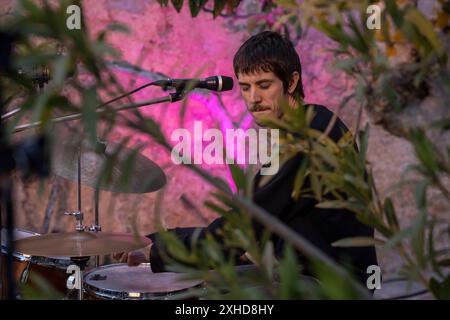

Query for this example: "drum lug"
[19,261,32,284]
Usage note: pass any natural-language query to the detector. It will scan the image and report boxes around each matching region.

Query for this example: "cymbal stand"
[63,147,88,300]
[89,188,101,268]
[64,146,85,231]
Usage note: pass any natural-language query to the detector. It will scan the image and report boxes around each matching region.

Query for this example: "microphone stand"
[13,90,185,133]
[3,78,160,121]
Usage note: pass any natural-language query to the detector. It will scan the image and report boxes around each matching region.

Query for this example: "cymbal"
[52,137,166,193]
[14,231,151,257]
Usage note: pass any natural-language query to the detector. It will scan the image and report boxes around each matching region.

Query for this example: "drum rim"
[83,263,204,300]
[1,227,74,268]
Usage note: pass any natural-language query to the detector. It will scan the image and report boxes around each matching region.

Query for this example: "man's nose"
[249,88,262,104]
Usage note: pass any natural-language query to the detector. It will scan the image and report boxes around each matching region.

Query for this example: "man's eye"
[240,86,249,92]
[260,83,270,89]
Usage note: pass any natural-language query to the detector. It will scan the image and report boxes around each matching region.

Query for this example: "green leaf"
[292,157,309,200]
[332,237,385,247]
[437,259,450,267]
[309,169,322,202]
[204,201,231,216]
[274,0,297,9]
[314,143,338,168]
[384,0,404,28]
[171,0,184,12]
[119,148,142,192]
[411,208,427,268]
[278,245,302,299]
[315,200,362,212]
[358,124,370,164]
[213,0,227,18]
[19,0,42,17]
[428,220,444,278]
[414,179,429,209]
[410,129,439,177]
[261,241,275,281]
[81,87,98,146]
[228,163,246,192]
[431,118,450,130]
[333,57,361,73]
[404,9,444,53]
[429,276,450,299]
[312,259,361,299]
[347,13,370,54]
[386,223,416,248]
[157,0,169,6]
[383,197,399,231]
[106,23,130,34]
[189,0,207,17]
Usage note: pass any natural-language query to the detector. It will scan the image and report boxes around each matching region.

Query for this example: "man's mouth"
[252,106,270,112]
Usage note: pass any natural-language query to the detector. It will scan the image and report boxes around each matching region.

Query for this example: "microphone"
[153,75,233,92]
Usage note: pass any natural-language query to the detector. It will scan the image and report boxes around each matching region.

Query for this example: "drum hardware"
[2,80,179,299]
[92,188,101,232]
[83,264,204,300]
[62,145,86,232]
[0,66,198,298]
[12,133,162,299]
[12,94,180,133]
[18,261,31,284]
[91,188,102,268]
[64,211,85,232]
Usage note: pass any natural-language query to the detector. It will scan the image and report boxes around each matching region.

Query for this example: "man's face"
[237,70,287,127]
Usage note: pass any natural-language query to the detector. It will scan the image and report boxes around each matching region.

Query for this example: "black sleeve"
[147,150,311,273]
[147,218,244,272]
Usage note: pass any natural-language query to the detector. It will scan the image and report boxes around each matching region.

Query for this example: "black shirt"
[147,104,378,285]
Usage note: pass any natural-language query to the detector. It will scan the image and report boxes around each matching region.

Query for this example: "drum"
[83,263,204,300]
[373,278,433,300]
[1,228,73,299]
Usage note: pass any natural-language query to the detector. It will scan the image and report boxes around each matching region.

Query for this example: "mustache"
[249,105,269,112]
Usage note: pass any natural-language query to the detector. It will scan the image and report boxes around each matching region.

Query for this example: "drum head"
[84,264,203,298]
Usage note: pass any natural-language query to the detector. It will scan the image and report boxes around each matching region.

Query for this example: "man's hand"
[112,243,153,266]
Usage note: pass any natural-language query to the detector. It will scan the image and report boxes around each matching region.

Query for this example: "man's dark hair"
[233,31,305,100]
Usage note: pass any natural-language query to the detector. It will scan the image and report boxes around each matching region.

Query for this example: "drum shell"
[1,228,71,299]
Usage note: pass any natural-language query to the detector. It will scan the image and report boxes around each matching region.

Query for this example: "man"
[115,31,377,285]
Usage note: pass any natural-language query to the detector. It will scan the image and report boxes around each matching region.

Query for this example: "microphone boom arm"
[12,92,183,133]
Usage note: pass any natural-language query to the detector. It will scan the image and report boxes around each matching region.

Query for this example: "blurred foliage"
[156,0,242,18]
[156,0,304,43]
[1,0,449,300]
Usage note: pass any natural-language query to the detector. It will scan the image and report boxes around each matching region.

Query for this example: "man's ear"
[288,71,300,94]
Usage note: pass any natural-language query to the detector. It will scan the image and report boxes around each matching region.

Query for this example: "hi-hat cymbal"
[52,137,166,193]
[14,231,151,257]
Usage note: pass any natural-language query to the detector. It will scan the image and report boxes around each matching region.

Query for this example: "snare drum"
[83,263,204,300]
[1,228,72,299]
